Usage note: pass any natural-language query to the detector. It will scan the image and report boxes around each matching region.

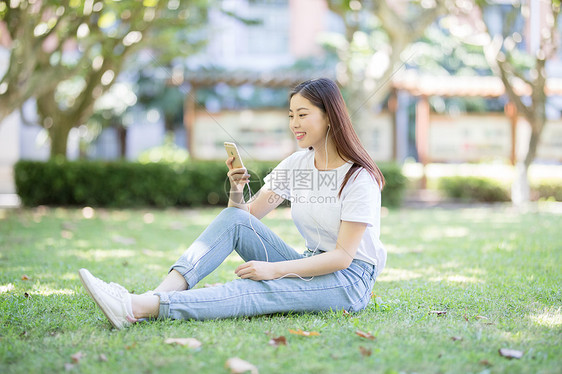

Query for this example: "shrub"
[438,176,510,202]
[14,159,406,208]
[379,162,407,207]
[532,180,562,201]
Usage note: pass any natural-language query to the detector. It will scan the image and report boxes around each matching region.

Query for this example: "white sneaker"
[78,268,134,330]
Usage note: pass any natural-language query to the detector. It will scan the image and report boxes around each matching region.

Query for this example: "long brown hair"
[290,78,385,196]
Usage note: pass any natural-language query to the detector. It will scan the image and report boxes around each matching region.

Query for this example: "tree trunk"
[0,87,26,125]
[118,125,127,159]
[524,127,541,169]
[37,73,101,159]
[512,118,543,206]
[511,163,530,206]
[0,104,15,124]
[48,120,71,158]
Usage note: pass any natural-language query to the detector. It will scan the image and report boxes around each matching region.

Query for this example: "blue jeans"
[155,207,377,320]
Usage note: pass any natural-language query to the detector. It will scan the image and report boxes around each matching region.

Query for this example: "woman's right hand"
[225,156,250,192]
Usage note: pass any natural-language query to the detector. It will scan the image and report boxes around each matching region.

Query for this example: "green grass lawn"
[1,204,561,373]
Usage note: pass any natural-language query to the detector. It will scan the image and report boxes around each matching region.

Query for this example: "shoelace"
[93,277,127,299]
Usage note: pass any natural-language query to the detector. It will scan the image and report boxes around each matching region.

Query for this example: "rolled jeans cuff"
[169,260,199,291]
[154,292,170,320]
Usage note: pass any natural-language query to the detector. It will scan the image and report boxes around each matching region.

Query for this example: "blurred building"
[202,0,329,68]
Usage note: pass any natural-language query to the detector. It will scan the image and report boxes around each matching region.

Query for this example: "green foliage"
[14,160,406,208]
[414,22,490,76]
[379,162,407,207]
[438,176,510,202]
[15,160,223,208]
[1,0,210,157]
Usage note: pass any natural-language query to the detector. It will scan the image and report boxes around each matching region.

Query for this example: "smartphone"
[224,142,245,169]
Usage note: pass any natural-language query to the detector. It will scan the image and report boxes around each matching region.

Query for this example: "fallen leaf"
[112,235,136,245]
[479,359,492,366]
[61,222,76,231]
[124,342,137,350]
[169,221,184,230]
[143,213,155,224]
[359,346,372,357]
[99,354,108,362]
[21,274,30,280]
[451,336,462,341]
[61,230,73,239]
[499,348,524,359]
[268,336,287,346]
[475,315,489,320]
[463,313,469,322]
[225,357,259,374]
[164,338,202,349]
[355,330,375,340]
[71,351,85,363]
[428,310,447,316]
[288,329,320,337]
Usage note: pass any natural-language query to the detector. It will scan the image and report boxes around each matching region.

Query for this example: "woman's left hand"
[235,261,278,281]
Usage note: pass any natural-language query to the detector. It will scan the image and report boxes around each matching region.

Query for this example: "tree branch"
[411,1,447,38]
[496,58,532,120]
[506,62,533,87]
[476,4,533,122]
[326,0,359,41]
[374,0,445,42]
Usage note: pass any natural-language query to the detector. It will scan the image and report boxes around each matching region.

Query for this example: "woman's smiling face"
[289,93,329,149]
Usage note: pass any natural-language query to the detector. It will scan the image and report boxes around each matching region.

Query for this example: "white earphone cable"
[244,126,330,282]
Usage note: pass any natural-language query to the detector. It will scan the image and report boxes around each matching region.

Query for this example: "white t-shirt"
[263,149,386,274]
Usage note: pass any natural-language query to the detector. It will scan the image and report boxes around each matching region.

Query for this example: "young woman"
[79,78,386,329]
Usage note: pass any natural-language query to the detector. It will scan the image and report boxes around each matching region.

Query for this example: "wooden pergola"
[391,71,562,186]
[392,71,562,163]
[169,70,334,154]
[171,70,562,171]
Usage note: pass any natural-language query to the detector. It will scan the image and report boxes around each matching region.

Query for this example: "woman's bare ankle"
[131,294,160,319]
[153,269,189,292]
